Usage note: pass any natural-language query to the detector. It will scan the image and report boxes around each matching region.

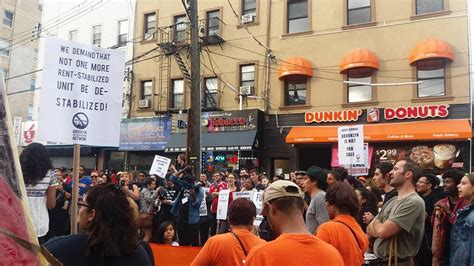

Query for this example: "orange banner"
[286,120,472,143]
[150,244,201,266]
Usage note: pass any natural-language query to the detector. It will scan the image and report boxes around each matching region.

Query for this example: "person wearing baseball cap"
[302,166,329,234]
[245,180,344,266]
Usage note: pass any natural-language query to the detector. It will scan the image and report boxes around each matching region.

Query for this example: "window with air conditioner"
[240,64,255,95]
[242,0,257,17]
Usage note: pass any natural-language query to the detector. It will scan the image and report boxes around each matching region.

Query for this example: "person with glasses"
[90,171,102,187]
[44,183,154,265]
[245,180,344,265]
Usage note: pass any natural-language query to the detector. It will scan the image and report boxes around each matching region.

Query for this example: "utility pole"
[186,0,201,175]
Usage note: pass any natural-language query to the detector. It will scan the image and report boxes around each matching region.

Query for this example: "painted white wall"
[33,0,136,120]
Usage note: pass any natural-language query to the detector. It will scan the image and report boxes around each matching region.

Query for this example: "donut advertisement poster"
[0,74,47,264]
[373,142,466,171]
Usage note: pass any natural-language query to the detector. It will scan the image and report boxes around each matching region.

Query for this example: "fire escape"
[154,16,225,115]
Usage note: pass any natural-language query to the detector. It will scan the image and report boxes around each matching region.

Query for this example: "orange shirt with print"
[191,228,265,266]
[245,233,344,266]
[316,214,369,266]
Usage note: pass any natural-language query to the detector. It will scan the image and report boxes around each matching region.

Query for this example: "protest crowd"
[20,142,474,265]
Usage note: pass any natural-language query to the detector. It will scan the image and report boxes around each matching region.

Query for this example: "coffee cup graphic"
[433,144,459,169]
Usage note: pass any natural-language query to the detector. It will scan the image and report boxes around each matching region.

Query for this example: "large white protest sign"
[216,189,230,220]
[338,125,364,165]
[149,155,172,178]
[38,37,125,146]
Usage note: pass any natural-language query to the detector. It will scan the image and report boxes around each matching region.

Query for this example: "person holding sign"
[209,172,229,236]
[245,180,344,266]
[191,198,266,266]
[170,166,204,247]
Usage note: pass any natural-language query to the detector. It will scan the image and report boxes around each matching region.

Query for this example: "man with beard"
[368,160,425,266]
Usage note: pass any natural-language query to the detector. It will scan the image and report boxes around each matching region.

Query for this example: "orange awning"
[409,38,454,65]
[278,57,313,80]
[339,48,379,73]
[286,120,471,143]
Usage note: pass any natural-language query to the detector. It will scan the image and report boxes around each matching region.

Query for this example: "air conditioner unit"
[240,86,254,96]
[241,14,254,24]
[138,99,151,108]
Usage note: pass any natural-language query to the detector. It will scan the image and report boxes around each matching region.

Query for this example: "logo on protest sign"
[23,124,36,144]
[38,37,125,146]
[72,112,89,129]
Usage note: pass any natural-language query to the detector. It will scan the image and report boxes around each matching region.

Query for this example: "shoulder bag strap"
[333,220,361,250]
[231,231,247,256]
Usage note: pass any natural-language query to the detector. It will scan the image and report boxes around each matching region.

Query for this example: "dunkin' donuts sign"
[384,104,449,120]
[304,104,449,123]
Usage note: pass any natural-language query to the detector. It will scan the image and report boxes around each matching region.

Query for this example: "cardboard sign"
[0,69,45,264]
[199,187,209,217]
[38,37,125,146]
[252,191,264,226]
[216,189,230,220]
[149,155,172,179]
[338,125,364,165]
[233,190,254,200]
[332,143,373,176]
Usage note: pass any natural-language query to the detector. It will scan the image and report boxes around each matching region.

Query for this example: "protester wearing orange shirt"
[316,182,369,266]
[191,198,265,266]
[245,180,344,266]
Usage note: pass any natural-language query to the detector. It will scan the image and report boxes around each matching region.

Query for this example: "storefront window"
[284,75,307,106]
[416,59,445,98]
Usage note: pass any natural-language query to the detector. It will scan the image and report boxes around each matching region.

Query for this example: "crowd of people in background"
[19,142,474,265]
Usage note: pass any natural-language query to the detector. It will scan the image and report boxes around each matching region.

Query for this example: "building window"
[284,76,307,106]
[171,79,184,109]
[3,10,13,27]
[347,0,371,25]
[240,64,255,92]
[287,0,308,34]
[243,0,257,16]
[206,10,220,36]
[144,13,156,40]
[140,80,153,101]
[92,25,102,46]
[118,20,128,47]
[416,0,443,15]
[0,38,10,57]
[174,15,187,42]
[2,68,8,80]
[203,77,218,109]
[30,78,36,91]
[347,72,372,103]
[69,30,78,42]
[416,59,445,98]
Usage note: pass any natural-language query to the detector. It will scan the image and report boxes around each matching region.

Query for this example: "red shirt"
[209,182,228,213]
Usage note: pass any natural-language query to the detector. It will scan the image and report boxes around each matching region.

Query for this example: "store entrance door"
[298,146,332,171]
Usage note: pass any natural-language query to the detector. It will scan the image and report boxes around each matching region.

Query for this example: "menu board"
[373,142,465,170]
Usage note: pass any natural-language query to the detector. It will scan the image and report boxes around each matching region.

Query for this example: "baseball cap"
[263,180,303,204]
[306,166,328,189]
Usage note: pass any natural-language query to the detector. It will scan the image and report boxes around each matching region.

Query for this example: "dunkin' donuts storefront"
[282,103,471,174]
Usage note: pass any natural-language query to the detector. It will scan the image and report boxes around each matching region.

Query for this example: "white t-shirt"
[25,170,58,237]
